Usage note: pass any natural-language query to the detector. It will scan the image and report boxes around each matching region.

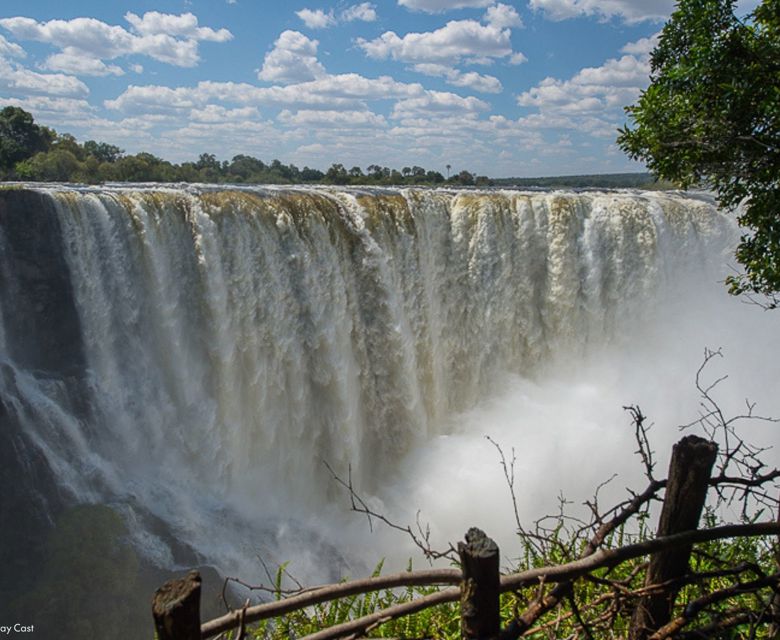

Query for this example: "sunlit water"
[1,185,777,585]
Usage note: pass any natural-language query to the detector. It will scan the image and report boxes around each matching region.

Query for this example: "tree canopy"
[618,0,780,304]
[0,106,54,171]
[0,107,465,187]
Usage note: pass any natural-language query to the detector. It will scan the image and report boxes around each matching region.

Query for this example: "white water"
[2,186,778,582]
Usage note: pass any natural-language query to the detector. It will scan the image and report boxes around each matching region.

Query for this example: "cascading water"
[1,185,777,629]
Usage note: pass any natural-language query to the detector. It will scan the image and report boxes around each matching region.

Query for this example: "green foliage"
[618,0,780,302]
[244,561,462,640]
[492,172,673,190]
[16,149,83,182]
[222,523,777,640]
[0,108,469,188]
[0,106,54,174]
[83,139,123,163]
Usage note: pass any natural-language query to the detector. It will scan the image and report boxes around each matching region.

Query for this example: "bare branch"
[322,460,457,562]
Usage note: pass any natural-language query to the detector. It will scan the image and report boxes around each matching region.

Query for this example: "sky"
[0,0,761,178]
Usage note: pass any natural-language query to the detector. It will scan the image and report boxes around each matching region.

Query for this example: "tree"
[325,163,349,184]
[83,140,123,164]
[0,107,54,173]
[617,0,780,304]
[15,149,82,182]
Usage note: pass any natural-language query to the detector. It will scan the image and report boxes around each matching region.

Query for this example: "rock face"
[0,189,82,613]
[0,189,85,376]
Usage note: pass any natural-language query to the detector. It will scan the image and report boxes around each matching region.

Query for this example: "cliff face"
[0,189,85,376]
[0,189,79,610]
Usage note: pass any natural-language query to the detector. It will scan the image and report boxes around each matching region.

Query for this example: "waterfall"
[0,185,744,579]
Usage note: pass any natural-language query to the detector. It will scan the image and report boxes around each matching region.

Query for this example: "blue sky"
[0,0,760,177]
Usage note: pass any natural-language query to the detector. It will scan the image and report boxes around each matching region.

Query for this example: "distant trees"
[0,107,489,187]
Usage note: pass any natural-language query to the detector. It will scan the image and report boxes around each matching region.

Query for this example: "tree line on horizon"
[0,106,493,187]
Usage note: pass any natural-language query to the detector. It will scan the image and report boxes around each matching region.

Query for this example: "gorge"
[1,185,778,636]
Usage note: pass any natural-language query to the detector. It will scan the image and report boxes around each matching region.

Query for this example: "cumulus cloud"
[124,12,232,41]
[0,57,89,98]
[357,19,515,65]
[297,4,377,29]
[621,32,660,55]
[278,109,386,127]
[0,12,232,73]
[296,9,337,29]
[398,0,494,13]
[0,95,94,122]
[43,49,124,76]
[341,3,378,22]
[257,30,327,83]
[105,71,425,115]
[509,52,528,64]
[484,3,523,29]
[391,91,488,118]
[0,34,25,58]
[412,63,502,93]
[516,46,651,136]
[528,0,674,23]
[190,105,260,123]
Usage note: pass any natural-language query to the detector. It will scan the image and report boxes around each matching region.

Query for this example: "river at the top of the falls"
[0,185,777,588]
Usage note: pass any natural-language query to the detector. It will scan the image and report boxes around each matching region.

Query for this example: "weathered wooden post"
[153,570,203,640]
[770,498,780,640]
[459,527,500,640]
[630,435,718,640]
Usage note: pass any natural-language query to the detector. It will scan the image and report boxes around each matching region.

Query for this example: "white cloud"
[357,19,515,65]
[412,63,502,93]
[0,34,25,58]
[391,91,488,118]
[297,4,377,29]
[43,48,124,76]
[528,0,674,23]
[296,9,337,29]
[0,94,94,123]
[124,12,232,41]
[0,58,89,98]
[190,105,260,123]
[0,17,134,59]
[509,52,528,65]
[484,3,523,29]
[105,72,425,114]
[278,109,386,127]
[0,12,232,71]
[516,47,651,136]
[621,32,659,56]
[130,64,144,73]
[398,0,493,13]
[257,30,327,83]
[341,3,378,22]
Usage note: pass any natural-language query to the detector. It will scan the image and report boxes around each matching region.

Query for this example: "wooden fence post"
[630,435,718,640]
[459,527,500,640]
[770,497,780,640]
[153,570,203,640]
